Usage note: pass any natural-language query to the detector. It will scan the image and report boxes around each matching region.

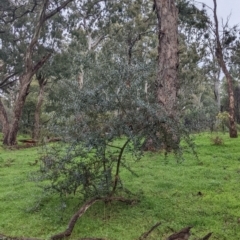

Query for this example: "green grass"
[0,132,240,239]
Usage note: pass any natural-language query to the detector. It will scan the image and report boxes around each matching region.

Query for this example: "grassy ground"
[0,132,240,239]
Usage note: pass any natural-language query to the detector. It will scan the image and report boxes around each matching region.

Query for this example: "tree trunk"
[0,99,10,144]
[7,73,33,145]
[235,85,240,123]
[32,74,47,140]
[213,69,221,111]
[224,72,237,137]
[155,0,179,114]
[213,0,237,138]
[155,0,180,148]
[214,79,221,110]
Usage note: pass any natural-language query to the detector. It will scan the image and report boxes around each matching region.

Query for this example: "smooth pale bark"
[32,74,47,140]
[207,38,222,111]
[213,0,237,138]
[77,34,105,89]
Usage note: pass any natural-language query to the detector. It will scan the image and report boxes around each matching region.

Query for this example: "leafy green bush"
[215,111,230,132]
[183,106,218,133]
[36,55,190,200]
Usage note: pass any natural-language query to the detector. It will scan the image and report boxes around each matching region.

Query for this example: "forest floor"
[0,132,240,239]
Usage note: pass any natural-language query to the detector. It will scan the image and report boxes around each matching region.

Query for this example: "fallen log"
[18,139,38,144]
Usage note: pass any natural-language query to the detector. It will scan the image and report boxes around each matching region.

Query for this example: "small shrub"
[215,111,229,132]
[211,136,224,145]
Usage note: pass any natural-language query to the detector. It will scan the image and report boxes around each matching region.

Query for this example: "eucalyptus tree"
[177,0,239,135]
[176,2,219,131]
[45,0,158,109]
[178,36,218,132]
[211,0,238,137]
[33,0,121,137]
[229,39,240,123]
[0,0,114,145]
[201,37,222,110]
[150,0,211,141]
[32,71,48,140]
[0,0,76,145]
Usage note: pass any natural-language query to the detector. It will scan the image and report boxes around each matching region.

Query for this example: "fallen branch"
[51,196,138,240]
[1,209,211,240]
[138,222,161,239]
[51,197,102,240]
[167,226,192,240]
[202,232,212,240]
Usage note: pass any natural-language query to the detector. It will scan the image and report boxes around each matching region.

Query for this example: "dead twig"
[51,197,102,240]
[138,222,161,239]
[202,232,212,240]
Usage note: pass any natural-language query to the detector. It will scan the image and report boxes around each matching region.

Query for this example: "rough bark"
[154,0,180,148]
[155,0,179,115]
[0,98,10,144]
[32,73,47,140]
[213,71,221,111]
[213,0,237,138]
[7,73,33,145]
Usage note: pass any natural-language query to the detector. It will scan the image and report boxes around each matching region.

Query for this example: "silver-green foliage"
[36,0,198,198]
[38,49,188,199]
[40,57,149,196]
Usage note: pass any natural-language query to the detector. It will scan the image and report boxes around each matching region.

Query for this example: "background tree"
[212,0,237,137]
[0,0,75,145]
